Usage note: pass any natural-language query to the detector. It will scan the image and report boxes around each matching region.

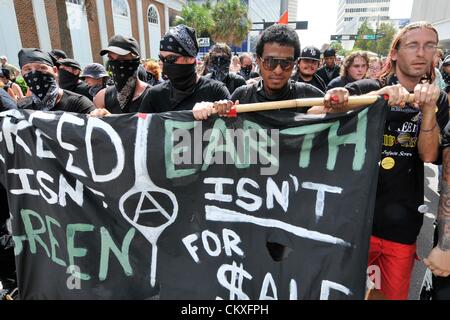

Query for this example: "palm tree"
[210,0,251,46]
[174,3,214,36]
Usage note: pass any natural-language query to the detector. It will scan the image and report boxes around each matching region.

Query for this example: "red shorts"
[368,235,417,300]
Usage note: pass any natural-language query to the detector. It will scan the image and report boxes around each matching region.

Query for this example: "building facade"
[410,0,450,51]
[0,0,186,68]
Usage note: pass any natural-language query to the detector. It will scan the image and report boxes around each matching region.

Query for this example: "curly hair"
[255,24,300,59]
[143,60,161,80]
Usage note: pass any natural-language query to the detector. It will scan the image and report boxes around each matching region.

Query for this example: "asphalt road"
[408,163,439,300]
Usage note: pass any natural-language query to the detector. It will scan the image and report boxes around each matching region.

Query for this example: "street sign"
[330,34,357,41]
[197,37,210,47]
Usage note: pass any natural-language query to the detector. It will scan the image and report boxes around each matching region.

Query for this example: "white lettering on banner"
[182,229,244,263]
[216,261,252,300]
[58,174,83,207]
[36,130,56,159]
[289,279,298,300]
[85,117,125,183]
[8,168,39,195]
[235,178,262,212]
[259,273,278,300]
[301,182,343,222]
[266,177,289,212]
[56,113,87,177]
[320,280,352,299]
[204,178,234,202]
[2,116,32,155]
[36,170,58,204]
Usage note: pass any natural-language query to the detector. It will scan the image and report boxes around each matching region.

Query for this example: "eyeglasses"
[159,54,182,64]
[399,43,438,53]
[260,56,295,71]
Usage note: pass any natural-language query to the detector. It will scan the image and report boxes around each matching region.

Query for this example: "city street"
[409,163,439,299]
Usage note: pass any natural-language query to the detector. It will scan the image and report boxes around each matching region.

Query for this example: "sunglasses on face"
[210,56,230,66]
[159,54,182,64]
[260,56,295,71]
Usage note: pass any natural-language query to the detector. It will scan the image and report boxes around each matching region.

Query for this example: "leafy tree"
[330,41,348,57]
[210,0,252,46]
[374,22,397,57]
[353,21,376,52]
[174,2,215,36]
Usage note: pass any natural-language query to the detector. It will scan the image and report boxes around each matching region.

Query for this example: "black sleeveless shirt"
[105,85,151,113]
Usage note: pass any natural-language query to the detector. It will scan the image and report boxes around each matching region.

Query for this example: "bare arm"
[423,147,450,277]
[416,83,441,163]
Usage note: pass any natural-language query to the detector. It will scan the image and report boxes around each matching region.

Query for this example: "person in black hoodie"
[316,47,340,86]
[204,43,246,95]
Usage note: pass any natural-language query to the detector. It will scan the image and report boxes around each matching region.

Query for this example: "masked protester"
[17,48,95,113]
[203,43,246,95]
[80,63,109,98]
[58,58,92,100]
[139,24,230,113]
[238,52,260,81]
[92,35,151,116]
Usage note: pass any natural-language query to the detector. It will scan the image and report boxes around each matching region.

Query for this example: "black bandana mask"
[240,65,252,79]
[210,56,230,82]
[58,68,79,90]
[24,70,56,99]
[88,84,104,97]
[108,59,140,91]
[163,63,197,91]
[23,70,59,110]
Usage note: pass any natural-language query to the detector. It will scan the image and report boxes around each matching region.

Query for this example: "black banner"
[0,99,386,299]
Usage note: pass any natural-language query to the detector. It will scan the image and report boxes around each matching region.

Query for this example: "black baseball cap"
[323,48,336,58]
[58,58,81,70]
[100,34,140,57]
[300,46,321,61]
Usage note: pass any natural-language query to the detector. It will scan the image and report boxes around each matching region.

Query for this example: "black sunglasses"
[260,56,295,71]
[159,54,182,64]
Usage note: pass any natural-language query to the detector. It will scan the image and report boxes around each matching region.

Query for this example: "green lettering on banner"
[66,223,94,280]
[20,209,50,257]
[243,120,278,169]
[282,122,335,168]
[165,120,196,179]
[45,215,67,267]
[327,108,368,171]
[281,109,368,171]
[99,227,135,281]
[202,119,250,171]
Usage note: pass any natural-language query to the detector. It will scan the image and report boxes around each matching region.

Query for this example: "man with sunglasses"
[139,25,230,114]
[91,35,151,115]
[193,24,349,120]
[204,43,246,95]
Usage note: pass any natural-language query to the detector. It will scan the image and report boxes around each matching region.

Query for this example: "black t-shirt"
[292,73,327,92]
[204,72,246,95]
[345,77,449,244]
[139,76,230,113]
[316,65,340,86]
[231,79,324,116]
[18,89,95,114]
